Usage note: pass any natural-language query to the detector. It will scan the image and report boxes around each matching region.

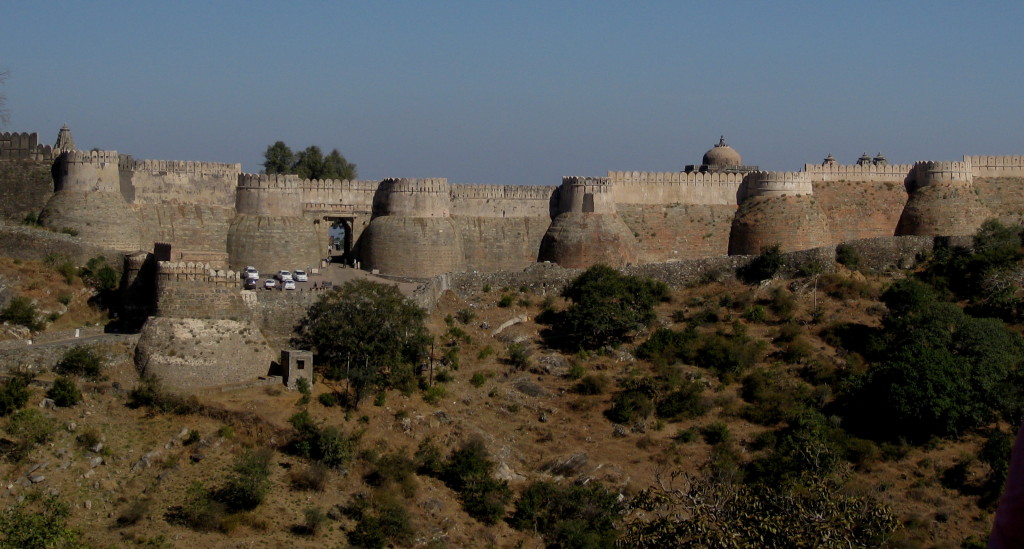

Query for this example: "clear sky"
[2,1,1022,185]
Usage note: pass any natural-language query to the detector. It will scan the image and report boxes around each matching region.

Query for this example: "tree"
[293,280,430,405]
[557,265,668,349]
[262,141,294,174]
[261,141,357,180]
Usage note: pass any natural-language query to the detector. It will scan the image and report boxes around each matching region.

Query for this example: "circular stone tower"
[896,161,991,236]
[538,177,639,268]
[358,178,465,277]
[40,150,143,251]
[729,171,831,255]
[227,174,322,273]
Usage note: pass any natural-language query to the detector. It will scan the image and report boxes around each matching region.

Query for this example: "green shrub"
[0,376,31,417]
[655,380,709,420]
[217,448,273,511]
[346,495,414,549]
[56,262,76,285]
[287,410,359,468]
[477,345,495,360]
[510,481,622,547]
[290,463,329,492]
[456,308,476,324]
[0,492,82,547]
[606,389,654,424]
[573,374,610,395]
[21,212,40,226]
[0,296,43,331]
[743,304,767,322]
[498,294,514,308]
[5,408,56,462]
[431,437,512,525]
[364,451,418,497]
[835,243,861,270]
[422,385,446,405]
[318,392,339,407]
[469,372,488,387]
[54,346,104,380]
[46,377,81,407]
[700,422,732,445]
[166,482,228,532]
[673,428,698,443]
[507,343,531,370]
[79,256,120,291]
[738,244,785,284]
[557,265,669,350]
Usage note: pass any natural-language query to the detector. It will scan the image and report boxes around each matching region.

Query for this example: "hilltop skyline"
[3,1,1023,185]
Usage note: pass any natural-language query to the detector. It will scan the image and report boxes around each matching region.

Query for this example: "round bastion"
[227,174,322,273]
[896,161,992,237]
[538,177,639,268]
[729,171,831,255]
[359,178,465,277]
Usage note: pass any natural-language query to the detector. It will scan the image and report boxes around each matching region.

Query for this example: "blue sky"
[3,1,1022,185]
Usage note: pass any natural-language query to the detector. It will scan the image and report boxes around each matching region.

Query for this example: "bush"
[498,294,514,308]
[507,342,531,370]
[287,410,358,468]
[364,451,418,497]
[573,374,610,395]
[318,392,339,407]
[510,481,622,547]
[54,346,104,380]
[700,422,732,445]
[0,492,82,547]
[5,408,56,462]
[835,243,861,269]
[470,372,488,387]
[46,377,81,407]
[456,308,476,324]
[0,376,31,417]
[166,482,228,532]
[79,256,119,291]
[0,296,43,331]
[422,385,446,405]
[217,448,273,511]
[557,265,669,349]
[606,389,654,424]
[346,495,414,549]
[738,244,785,284]
[655,380,709,420]
[290,463,329,492]
[424,436,512,525]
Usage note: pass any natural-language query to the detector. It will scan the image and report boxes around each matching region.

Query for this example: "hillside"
[0,250,1013,548]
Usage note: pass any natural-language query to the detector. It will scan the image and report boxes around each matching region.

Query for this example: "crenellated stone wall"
[607,170,742,205]
[120,157,239,206]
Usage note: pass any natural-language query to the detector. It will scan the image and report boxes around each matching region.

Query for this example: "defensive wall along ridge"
[5,127,1024,280]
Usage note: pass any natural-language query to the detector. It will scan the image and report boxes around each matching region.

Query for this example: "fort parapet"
[0,132,54,161]
[742,171,813,200]
[607,170,743,205]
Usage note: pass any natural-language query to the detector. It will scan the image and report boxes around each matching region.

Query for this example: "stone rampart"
[618,203,736,262]
[557,176,616,214]
[812,180,908,244]
[966,155,1024,178]
[0,225,124,265]
[803,163,915,182]
[155,261,249,320]
[448,183,556,218]
[607,170,743,205]
[122,158,239,206]
[55,150,121,193]
[133,203,233,254]
[0,132,54,161]
[374,178,452,217]
[236,173,304,216]
[244,288,325,349]
[0,158,54,221]
[913,160,974,187]
[300,178,377,211]
[741,171,813,200]
[453,216,551,272]
[729,194,831,255]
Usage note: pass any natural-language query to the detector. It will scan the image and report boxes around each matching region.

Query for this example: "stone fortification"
[0,132,54,161]
[966,155,1024,178]
[0,158,54,221]
[40,150,143,252]
[227,174,322,272]
[300,178,377,211]
[607,170,742,205]
[0,224,124,266]
[806,162,911,244]
[360,178,465,277]
[538,177,639,268]
[897,161,992,237]
[120,157,239,206]
[617,203,736,262]
[448,184,556,218]
[447,184,555,271]
[729,172,831,255]
[135,204,234,255]
[803,162,915,182]
[135,260,277,391]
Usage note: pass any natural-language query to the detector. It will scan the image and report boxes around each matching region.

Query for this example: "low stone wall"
[244,288,326,349]
[0,335,138,374]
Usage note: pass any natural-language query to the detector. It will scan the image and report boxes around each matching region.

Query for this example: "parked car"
[244,266,259,280]
[293,269,308,282]
[283,279,296,290]
[244,278,258,290]
[277,270,293,282]
[264,278,277,289]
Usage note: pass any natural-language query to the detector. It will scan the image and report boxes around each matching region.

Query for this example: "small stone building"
[281,349,314,390]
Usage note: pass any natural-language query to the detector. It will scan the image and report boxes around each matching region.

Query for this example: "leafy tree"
[54,346,105,380]
[286,410,359,468]
[78,256,119,292]
[293,279,430,405]
[217,448,273,511]
[0,376,30,417]
[557,265,668,349]
[262,141,294,174]
[262,142,357,180]
[420,436,512,525]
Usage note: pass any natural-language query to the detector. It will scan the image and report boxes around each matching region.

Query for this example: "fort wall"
[133,203,234,254]
[803,162,915,182]
[375,178,452,217]
[453,216,551,272]
[966,155,1024,179]
[236,173,304,216]
[300,178,377,211]
[154,261,249,319]
[448,183,556,218]
[0,158,54,221]
[812,180,908,243]
[121,158,239,206]
[0,132,54,161]
[607,170,743,205]
[55,150,121,193]
[741,171,813,200]
[618,203,736,262]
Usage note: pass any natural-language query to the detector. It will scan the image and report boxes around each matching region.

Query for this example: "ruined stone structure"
[3,128,1024,279]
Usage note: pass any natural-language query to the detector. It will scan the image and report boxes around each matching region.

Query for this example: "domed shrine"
[685,136,758,173]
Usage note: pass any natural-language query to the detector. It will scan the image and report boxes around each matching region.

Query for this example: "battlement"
[608,170,746,185]
[913,161,974,186]
[557,177,617,214]
[126,158,240,177]
[0,132,54,161]
[606,170,743,206]
[238,173,302,189]
[965,155,1024,178]
[299,178,378,192]
[449,183,555,201]
[63,149,121,165]
[803,162,914,181]
[743,171,813,199]
[376,178,452,217]
[156,261,239,286]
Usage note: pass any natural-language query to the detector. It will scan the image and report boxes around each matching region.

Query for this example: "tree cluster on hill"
[262,141,357,180]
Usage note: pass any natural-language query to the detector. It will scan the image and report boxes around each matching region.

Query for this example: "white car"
[293,270,308,282]
[263,278,277,289]
[283,279,296,290]
[244,266,259,280]
[277,270,293,282]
